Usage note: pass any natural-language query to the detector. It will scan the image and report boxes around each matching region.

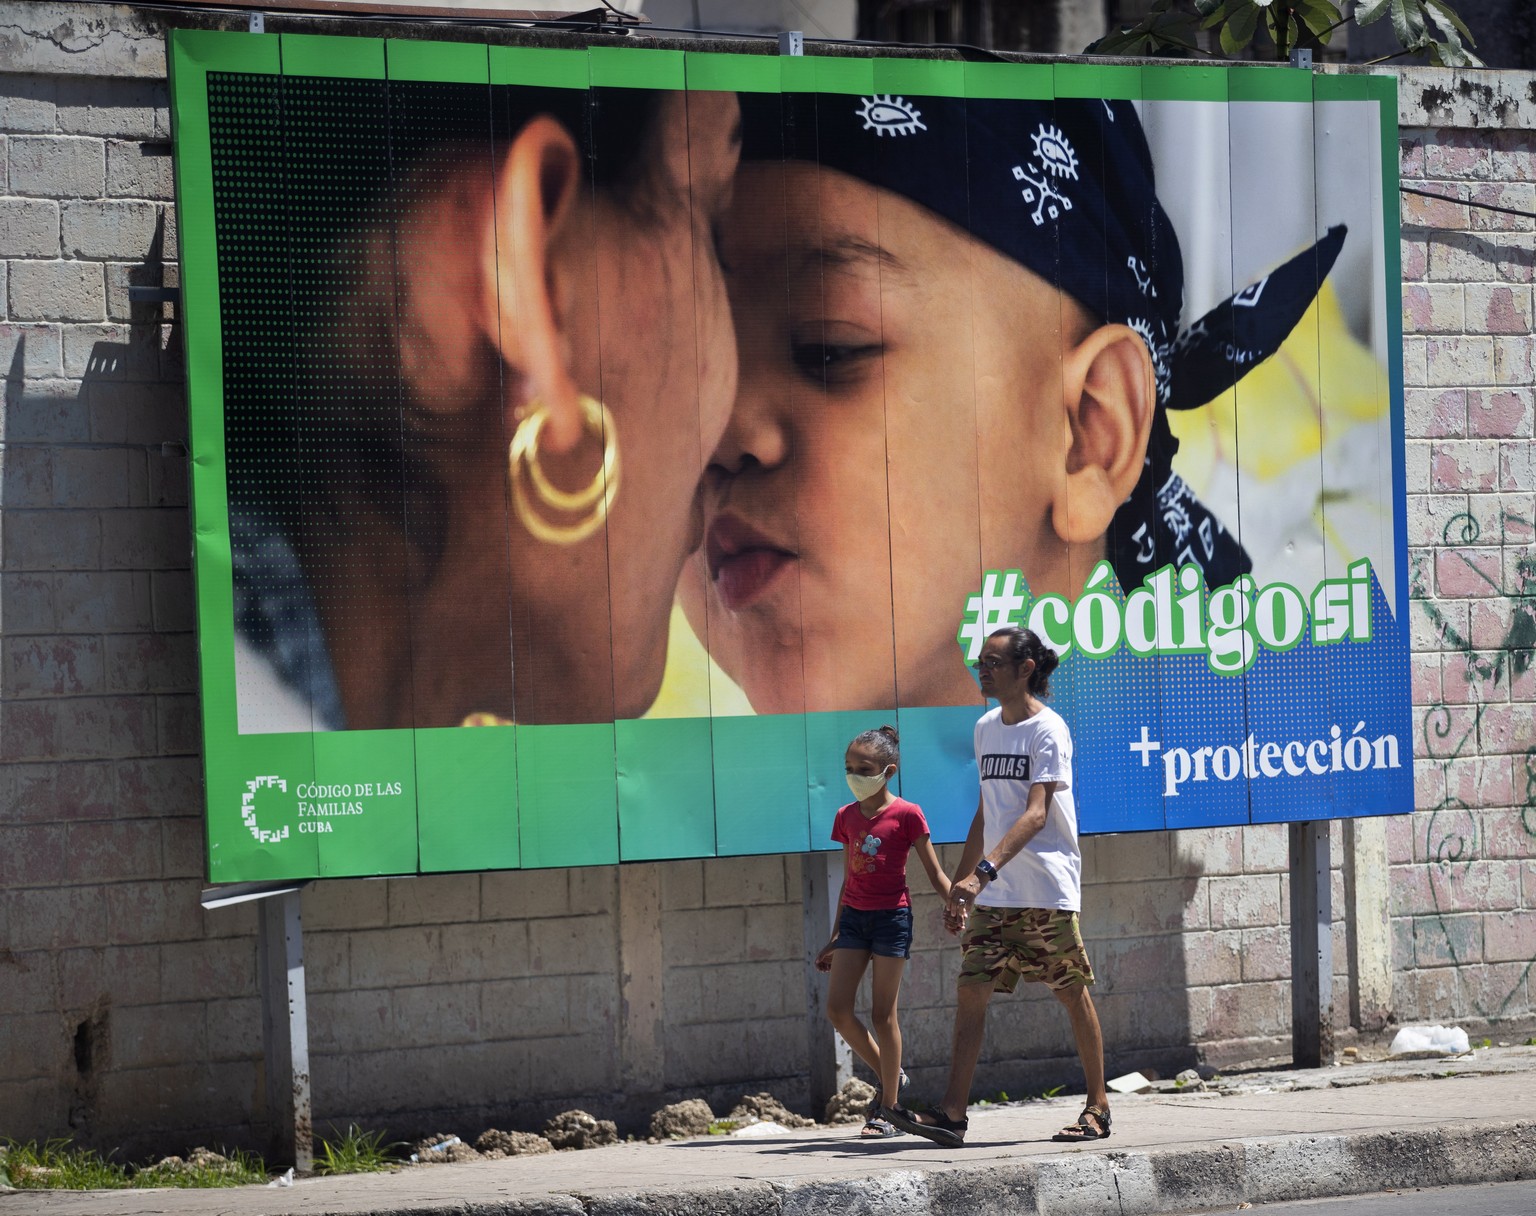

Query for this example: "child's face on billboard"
[681,161,1084,714]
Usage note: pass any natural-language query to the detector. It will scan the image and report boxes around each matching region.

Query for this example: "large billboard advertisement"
[169,31,1410,883]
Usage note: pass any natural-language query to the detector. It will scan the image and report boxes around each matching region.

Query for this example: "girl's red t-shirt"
[831,797,930,910]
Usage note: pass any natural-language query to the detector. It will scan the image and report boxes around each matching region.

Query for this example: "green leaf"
[1355,0,1391,23]
[1221,2,1260,53]
[1200,0,1238,30]
[1390,0,1428,48]
[1296,0,1343,38]
[1424,0,1477,45]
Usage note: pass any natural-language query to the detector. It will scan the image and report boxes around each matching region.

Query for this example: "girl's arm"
[912,833,951,901]
[814,841,853,972]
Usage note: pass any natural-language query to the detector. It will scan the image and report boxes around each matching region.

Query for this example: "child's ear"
[1050,323,1156,545]
[483,115,588,454]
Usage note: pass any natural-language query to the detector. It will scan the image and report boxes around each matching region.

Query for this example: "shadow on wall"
[1,211,212,1156]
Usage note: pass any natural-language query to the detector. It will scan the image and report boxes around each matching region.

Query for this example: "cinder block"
[2,445,54,508]
[7,885,108,949]
[154,692,197,756]
[0,951,57,1019]
[55,78,166,139]
[1467,388,1533,439]
[565,972,618,1035]
[67,818,163,883]
[1430,440,1499,492]
[303,877,388,931]
[743,903,798,962]
[392,980,483,1044]
[112,1001,209,1069]
[87,379,186,444]
[105,260,177,321]
[660,859,704,910]
[1478,703,1536,754]
[104,877,204,946]
[482,975,570,1039]
[1426,336,1495,387]
[204,996,261,1062]
[1090,829,1173,881]
[347,926,445,989]
[1,377,89,443]
[480,868,569,920]
[157,938,256,1003]
[1402,337,1427,389]
[54,759,115,820]
[528,912,614,976]
[0,75,59,132]
[1405,388,1466,439]
[305,988,392,1053]
[150,569,194,632]
[0,1013,69,1082]
[0,322,63,379]
[0,198,61,256]
[8,134,104,197]
[702,854,788,906]
[569,863,616,915]
[0,823,69,887]
[1493,336,1533,386]
[8,259,104,322]
[1405,282,1467,338]
[1207,874,1282,929]
[105,139,173,199]
[99,507,190,571]
[2,634,104,698]
[103,632,195,694]
[2,509,100,571]
[1,573,56,631]
[160,813,206,879]
[386,873,479,926]
[54,569,155,632]
[57,943,160,1011]
[1435,548,1501,597]
[61,198,160,260]
[1424,134,1492,180]
[1400,185,1467,231]
[51,446,131,508]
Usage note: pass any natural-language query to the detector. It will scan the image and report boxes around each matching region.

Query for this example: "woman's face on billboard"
[679,161,1084,713]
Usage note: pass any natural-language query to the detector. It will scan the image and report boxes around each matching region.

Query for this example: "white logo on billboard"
[241,775,289,844]
[856,95,926,137]
[1011,123,1078,227]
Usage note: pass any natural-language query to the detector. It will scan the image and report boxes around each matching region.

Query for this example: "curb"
[538,1119,1536,1216]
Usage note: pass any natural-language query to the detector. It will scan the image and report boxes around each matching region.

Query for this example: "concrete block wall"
[1,9,1533,1155]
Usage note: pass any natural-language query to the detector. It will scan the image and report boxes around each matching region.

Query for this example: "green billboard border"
[170,31,1409,881]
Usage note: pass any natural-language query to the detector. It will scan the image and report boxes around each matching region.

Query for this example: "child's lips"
[707,515,796,611]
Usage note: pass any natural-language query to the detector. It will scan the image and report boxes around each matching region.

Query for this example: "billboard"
[169,31,1410,883]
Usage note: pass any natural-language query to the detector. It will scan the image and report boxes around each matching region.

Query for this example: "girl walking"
[816,726,951,1137]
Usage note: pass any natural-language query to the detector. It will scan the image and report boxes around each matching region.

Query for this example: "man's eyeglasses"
[971,656,1013,673]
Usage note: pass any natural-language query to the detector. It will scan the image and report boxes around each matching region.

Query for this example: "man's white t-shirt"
[974,703,1081,911]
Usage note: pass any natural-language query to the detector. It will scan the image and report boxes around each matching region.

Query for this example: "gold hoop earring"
[508,394,620,546]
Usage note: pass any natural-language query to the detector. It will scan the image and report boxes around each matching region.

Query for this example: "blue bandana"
[740,90,1347,590]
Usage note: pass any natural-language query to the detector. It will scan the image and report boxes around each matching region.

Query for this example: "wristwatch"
[974,859,998,883]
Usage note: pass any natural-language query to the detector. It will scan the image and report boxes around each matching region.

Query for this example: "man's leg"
[1053,982,1109,1114]
[937,980,992,1122]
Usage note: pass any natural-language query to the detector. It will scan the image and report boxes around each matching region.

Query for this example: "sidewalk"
[7,1047,1536,1216]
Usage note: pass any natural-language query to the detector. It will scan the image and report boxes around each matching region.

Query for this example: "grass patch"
[1,1140,268,1191]
[314,1125,398,1175]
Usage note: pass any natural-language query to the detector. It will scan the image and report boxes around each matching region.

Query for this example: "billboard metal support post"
[257,890,313,1171]
[1288,820,1334,1069]
[804,851,852,1114]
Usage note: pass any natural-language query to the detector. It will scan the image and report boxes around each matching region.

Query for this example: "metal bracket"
[778,30,804,56]
[249,11,265,34]
[1290,47,1313,69]
[128,286,181,306]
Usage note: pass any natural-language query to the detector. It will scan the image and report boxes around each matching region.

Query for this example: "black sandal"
[860,1113,899,1138]
[1052,1104,1111,1142]
[883,1103,967,1147]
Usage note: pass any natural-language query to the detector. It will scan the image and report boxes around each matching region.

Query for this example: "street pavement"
[4,1046,1536,1215]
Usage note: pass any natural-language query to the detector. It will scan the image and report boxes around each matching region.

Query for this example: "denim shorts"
[836,906,914,959]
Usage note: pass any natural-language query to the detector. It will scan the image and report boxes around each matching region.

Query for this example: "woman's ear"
[485,115,587,454]
[1050,323,1156,545]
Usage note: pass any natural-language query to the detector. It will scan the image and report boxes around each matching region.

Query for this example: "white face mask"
[846,767,893,801]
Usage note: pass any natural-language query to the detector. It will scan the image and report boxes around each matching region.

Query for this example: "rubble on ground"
[474,1130,552,1158]
[648,1098,714,1140]
[724,1093,815,1129]
[408,1133,481,1164]
[543,1110,619,1150]
[824,1078,878,1124]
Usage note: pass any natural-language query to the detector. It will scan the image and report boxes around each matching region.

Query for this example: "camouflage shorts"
[959,907,1095,994]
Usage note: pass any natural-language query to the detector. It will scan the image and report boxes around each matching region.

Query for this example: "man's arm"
[949,782,1057,912]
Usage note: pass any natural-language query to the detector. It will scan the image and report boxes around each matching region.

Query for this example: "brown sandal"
[1052,1104,1111,1141]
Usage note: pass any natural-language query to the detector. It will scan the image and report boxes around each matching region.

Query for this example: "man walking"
[885,625,1110,1147]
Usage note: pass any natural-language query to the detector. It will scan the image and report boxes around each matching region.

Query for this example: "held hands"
[944,874,983,936]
